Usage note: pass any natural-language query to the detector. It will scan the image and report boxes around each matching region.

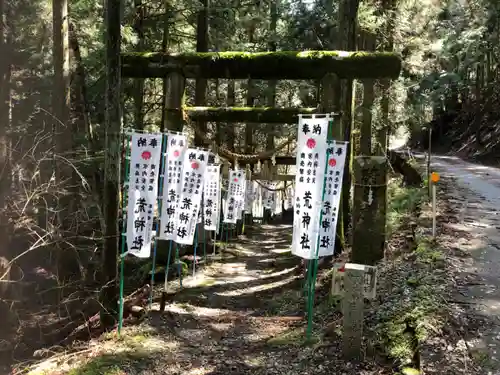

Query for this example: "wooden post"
[101,0,122,329]
[158,72,186,262]
[430,171,439,237]
[342,263,365,361]
[432,184,436,237]
[351,156,387,265]
[320,73,343,256]
[427,127,432,197]
[165,72,185,132]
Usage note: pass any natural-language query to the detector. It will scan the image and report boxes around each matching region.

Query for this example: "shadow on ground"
[21,223,385,375]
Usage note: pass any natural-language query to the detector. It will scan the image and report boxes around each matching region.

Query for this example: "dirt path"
[428,155,500,374]
[28,223,388,375]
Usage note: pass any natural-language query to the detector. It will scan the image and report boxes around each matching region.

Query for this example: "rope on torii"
[255,180,290,192]
[186,117,297,163]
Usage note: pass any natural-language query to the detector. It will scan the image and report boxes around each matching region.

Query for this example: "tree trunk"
[101,0,122,329]
[0,0,12,259]
[215,79,221,146]
[69,23,103,213]
[336,0,360,240]
[160,7,170,132]
[53,0,80,282]
[194,0,209,147]
[474,58,483,146]
[226,81,236,151]
[266,0,278,154]
[52,0,71,137]
[133,0,145,130]
[245,80,255,155]
[373,0,397,261]
[258,0,279,225]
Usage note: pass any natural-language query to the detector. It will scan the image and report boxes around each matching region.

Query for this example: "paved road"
[429,155,500,374]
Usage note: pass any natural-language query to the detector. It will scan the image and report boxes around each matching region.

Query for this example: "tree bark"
[52,0,71,137]
[160,6,170,132]
[53,0,80,282]
[373,0,397,262]
[336,0,360,241]
[194,0,209,146]
[226,81,236,151]
[265,0,278,153]
[69,22,103,214]
[244,81,256,155]
[101,0,122,329]
[0,0,12,260]
[474,57,483,146]
[133,0,145,130]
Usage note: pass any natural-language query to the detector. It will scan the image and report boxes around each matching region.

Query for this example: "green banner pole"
[149,133,167,309]
[203,226,207,262]
[176,245,182,288]
[193,227,198,277]
[306,119,335,340]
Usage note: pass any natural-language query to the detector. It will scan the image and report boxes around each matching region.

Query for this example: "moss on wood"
[121,51,402,80]
[184,106,316,123]
[351,156,387,265]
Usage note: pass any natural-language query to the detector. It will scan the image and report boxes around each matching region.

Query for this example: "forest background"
[0,0,498,367]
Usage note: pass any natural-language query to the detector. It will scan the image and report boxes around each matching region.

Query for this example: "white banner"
[261,181,274,209]
[126,132,163,258]
[197,205,203,224]
[237,176,247,220]
[273,189,282,216]
[317,141,347,257]
[291,114,330,259]
[203,165,221,231]
[158,133,187,240]
[244,182,254,214]
[221,179,227,216]
[223,170,245,224]
[220,178,228,219]
[284,186,294,210]
[253,182,264,218]
[173,149,209,245]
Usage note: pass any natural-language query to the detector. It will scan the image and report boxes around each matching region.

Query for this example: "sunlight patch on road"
[209,322,234,331]
[184,366,216,375]
[229,243,261,256]
[165,303,238,317]
[242,354,265,367]
[218,262,247,274]
[257,257,278,264]
[270,247,291,254]
[215,274,296,297]
[478,298,500,315]
[189,265,297,292]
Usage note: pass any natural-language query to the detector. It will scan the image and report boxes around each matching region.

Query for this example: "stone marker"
[331,263,378,300]
[342,263,366,361]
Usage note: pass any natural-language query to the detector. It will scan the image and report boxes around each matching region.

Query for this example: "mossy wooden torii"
[120,50,402,263]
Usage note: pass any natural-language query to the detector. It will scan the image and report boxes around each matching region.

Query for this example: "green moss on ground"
[372,180,444,371]
[27,329,166,375]
[387,180,427,236]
